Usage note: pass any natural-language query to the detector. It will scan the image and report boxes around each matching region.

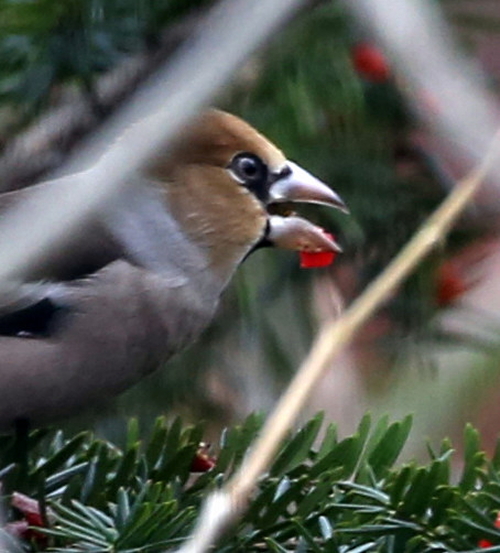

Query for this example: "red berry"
[478,512,500,548]
[25,511,44,527]
[300,250,336,269]
[300,232,338,269]
[190,444,216,472]
[435,263,467,307]
[351,43,391,82]
[7,492,50,546]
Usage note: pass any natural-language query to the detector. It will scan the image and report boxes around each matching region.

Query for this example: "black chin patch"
[243,219,272,261]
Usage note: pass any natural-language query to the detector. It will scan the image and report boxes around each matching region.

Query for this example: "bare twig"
[175,132,500,553]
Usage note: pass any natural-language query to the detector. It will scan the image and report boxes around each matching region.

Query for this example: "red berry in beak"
[300,233,338,268]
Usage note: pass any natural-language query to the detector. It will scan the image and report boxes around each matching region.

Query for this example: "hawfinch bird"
[0,110,347,429]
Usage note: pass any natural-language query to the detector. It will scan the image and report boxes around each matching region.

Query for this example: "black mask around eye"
[228,152,269,203]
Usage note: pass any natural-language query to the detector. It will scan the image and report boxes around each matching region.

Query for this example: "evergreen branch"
[3,414,500,551]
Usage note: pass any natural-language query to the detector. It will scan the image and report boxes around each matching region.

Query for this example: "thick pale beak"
[269,162,348,213]
[266,162,347,253]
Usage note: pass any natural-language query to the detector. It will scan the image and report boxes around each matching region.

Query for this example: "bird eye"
[229,153,268,186]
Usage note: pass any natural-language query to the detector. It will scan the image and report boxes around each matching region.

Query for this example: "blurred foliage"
[0,0,497,434]
[3,414,500,552]
[0,0,212,110]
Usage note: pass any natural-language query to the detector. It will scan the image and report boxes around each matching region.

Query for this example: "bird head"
[147,110,347,282]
